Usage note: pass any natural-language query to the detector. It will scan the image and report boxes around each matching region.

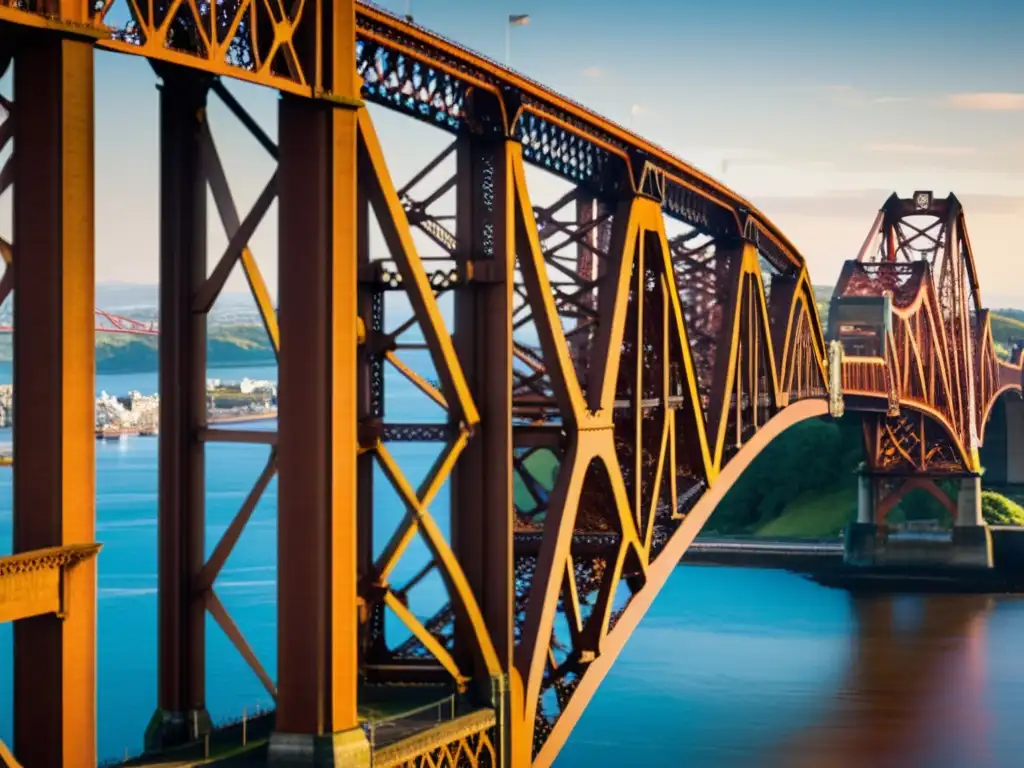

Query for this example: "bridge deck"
[116,686,489,767]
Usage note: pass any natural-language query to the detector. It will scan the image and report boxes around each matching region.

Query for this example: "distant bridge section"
[0,309,157,336]
[827,191,1024,567]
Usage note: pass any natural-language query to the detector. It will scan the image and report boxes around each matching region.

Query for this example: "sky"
[3,0,1024,307]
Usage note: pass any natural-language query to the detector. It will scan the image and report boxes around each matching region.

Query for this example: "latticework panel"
[502,152,830,764]
[374,712,498,768]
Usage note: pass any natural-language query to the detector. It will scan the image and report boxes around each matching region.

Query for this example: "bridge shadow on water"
[765,593,995,768]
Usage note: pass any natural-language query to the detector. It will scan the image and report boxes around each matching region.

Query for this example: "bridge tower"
[831,191,993,569]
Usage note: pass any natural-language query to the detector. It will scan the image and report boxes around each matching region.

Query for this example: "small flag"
[509,14,530,26]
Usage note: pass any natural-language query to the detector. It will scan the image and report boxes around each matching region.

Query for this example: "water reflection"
[770,593,994,768]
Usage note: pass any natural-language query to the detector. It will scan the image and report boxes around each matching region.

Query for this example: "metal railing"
[363,694,458,757]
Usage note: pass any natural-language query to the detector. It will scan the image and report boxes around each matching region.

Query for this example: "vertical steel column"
[272,93,368,762]
[272,0,364,758]
[146,65,212,749]
[11,32,96,767]
[356,187,375,606]
[453,135,513,741]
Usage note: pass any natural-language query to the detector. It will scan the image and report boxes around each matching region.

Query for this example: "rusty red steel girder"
[830,191,1024,522]
[0,3,1015,768]
[831,191,1024,478]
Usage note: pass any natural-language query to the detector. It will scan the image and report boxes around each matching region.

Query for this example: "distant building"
[0,384,11,427]
[239,377,276,396]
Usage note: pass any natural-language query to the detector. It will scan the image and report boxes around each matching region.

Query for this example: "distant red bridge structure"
[0,309,158,336]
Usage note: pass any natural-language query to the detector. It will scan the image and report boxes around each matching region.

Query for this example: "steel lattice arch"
[0,2,1020,767]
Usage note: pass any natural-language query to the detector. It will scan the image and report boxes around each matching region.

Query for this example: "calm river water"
[1,364,1023,766]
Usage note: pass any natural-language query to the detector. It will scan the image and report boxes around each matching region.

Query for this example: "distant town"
[0,377,278,439]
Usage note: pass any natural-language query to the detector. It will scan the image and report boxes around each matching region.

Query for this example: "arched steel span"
[368,115,832,764]
[978,345,1024,446]
[0,3,1005,768]
[831,192,1024,485]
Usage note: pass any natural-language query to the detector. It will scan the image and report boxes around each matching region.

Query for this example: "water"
[3,365,1024,766]
[563,575,1023,768]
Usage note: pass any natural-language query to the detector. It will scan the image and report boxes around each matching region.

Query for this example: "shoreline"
[208,411,278,424]
[682,535,1024,594]
[683,537,843,573]
[91,411,277,438]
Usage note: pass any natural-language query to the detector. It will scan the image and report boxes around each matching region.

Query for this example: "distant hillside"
[991,311,1024,360]
[813,285,832,327]
[0,282,270,327]
[0,325,276,374]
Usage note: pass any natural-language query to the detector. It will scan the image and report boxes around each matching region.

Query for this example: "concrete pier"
[845,474,993,569]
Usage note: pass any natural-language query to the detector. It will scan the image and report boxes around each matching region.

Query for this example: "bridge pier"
[956,476,984,527]
[845,474,992,569]
[952,476,993,568]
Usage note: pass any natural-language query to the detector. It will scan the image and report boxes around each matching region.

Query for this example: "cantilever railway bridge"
[0,2,1021,767]
[0,309,158,336]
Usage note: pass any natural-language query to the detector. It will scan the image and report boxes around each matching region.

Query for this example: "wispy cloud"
[582,66,604,78]
[864,142,977,157]
[718,149,778,174]
[815,84,863,106]
[818,84,856,95]
[947,92,1024,111]
[804,85,913,108]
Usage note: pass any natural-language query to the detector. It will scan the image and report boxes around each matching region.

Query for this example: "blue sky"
[3,0,1024,306]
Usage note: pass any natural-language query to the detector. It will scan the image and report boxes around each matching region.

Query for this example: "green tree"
[981,491,1024,526]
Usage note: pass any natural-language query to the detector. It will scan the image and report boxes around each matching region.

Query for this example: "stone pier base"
[843,523,882,567]
[844,523,993,569]
[951,525,994,568]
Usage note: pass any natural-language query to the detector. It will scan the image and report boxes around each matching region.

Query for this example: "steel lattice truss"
[357,107,832,762]
[833,192,1024,480]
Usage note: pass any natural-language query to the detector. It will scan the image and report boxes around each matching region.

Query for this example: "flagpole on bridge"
[506,13,530,67]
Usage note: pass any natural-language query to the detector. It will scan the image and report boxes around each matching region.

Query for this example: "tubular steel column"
[857,472,875,525]
[452,134,514,738]
[356,185,377,634]
[272,91,368,766]
[146,65,213,749]
[11,31,97,767]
